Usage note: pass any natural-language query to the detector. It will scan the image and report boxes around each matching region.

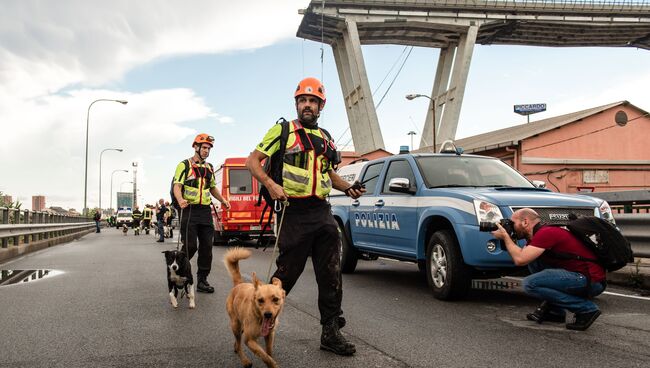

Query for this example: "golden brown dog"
[224,247,285,368]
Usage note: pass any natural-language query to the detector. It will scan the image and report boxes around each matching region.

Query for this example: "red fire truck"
[212,157,273,245]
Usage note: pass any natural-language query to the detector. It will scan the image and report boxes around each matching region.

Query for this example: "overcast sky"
[1,0,649,211]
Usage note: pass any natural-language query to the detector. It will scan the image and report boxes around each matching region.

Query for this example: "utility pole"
[132,162,138,208]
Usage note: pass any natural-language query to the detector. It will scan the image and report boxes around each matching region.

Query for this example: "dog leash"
[266,199,289,281]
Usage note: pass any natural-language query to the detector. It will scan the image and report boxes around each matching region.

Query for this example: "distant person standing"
[155,199,168,243]
[142,205,153,233]
[132,205,142,230]
[93,211,101,233]
[173,133,230,293]
[164,200,174,239]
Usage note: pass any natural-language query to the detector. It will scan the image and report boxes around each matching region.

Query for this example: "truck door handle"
[352,200,360,207]
[374,200,384,207]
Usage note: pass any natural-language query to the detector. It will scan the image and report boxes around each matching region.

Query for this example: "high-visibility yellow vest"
[257,120,336,199]
[143,208,153,220]
[174,160,215,205]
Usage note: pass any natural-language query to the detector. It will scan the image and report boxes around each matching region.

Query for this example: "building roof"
[452,101,647,154]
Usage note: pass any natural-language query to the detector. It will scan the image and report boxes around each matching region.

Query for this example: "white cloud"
[0,0,309,211]
[0,0,306,101]
[1,88,215,211]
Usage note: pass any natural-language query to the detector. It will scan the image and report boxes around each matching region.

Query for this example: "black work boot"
[196,276,214,293]
[320,318,356,356]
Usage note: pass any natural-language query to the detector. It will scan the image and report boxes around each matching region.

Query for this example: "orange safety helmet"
[294,77,326,110]
[192,133,214,147]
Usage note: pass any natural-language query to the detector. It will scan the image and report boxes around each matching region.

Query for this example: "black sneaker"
[197,278,215,293]
[526,301,565,324]
[566,310,601,331]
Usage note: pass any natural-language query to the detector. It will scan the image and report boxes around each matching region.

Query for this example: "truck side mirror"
[389,178,415,194]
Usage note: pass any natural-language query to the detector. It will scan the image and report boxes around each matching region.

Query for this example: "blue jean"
[157,219,164,241]
[95,220,100,233]
[522,260,605,315]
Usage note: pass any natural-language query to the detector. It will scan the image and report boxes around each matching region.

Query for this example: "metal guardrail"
[615,214,650,258]
[0,207,94,248]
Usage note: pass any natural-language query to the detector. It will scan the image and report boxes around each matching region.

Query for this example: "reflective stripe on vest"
[281,120,333,199]
[182,162,213,205]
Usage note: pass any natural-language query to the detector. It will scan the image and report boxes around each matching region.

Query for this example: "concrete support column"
[421,46,454,150]
[332,20,384,154]
[436,25,478,143]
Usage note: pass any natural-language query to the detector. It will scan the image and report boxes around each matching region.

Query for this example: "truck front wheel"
[426,230,471,300]
[338,223,358,274]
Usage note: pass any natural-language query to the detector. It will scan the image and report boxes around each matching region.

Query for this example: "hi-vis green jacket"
[256,120,338,199]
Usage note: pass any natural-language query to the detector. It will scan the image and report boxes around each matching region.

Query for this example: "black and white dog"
[162,250,195,309]
[122,224,128,235]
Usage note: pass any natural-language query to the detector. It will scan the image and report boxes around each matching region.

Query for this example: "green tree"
[0,191,21,209]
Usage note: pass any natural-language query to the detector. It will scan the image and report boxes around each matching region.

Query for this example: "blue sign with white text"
[514,103,546,115]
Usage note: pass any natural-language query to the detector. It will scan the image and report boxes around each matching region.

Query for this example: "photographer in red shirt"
[492,208,605,331]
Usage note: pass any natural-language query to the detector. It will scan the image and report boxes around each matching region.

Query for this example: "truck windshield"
[416,156,534,188]
[229,169,253,194]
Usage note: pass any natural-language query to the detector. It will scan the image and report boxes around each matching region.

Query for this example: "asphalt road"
[0,230,649,368]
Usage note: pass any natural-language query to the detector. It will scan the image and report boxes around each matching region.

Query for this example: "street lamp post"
[83,98,128,216]
[406,93,436,152]
[110,169,128,213]
[99,148,123,212]
[407,131,417,152]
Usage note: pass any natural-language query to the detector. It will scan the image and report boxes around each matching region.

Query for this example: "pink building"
[453,101,649,193]
[32,195,46,211]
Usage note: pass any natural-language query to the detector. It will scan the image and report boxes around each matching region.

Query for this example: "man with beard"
[492,208,606,331]
[246,77,365,356]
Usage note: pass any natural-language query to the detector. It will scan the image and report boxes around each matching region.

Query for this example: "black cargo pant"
[272,198,343,325]
[180,205,214,278]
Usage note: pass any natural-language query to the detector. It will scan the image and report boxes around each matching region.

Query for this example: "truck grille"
[510,207,595,225]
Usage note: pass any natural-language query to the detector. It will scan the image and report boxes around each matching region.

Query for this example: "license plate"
[250,225,261,230]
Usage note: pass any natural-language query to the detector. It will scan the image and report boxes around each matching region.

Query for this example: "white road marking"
[602,291,650,301]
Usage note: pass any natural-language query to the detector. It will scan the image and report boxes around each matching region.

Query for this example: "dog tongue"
[261,317,273,337]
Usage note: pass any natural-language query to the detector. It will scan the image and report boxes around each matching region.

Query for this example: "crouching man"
[492,208,606,331]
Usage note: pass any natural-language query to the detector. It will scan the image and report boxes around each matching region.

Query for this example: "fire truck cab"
[212,157,273,245]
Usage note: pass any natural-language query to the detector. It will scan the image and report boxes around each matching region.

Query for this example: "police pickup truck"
[329,142,615,300]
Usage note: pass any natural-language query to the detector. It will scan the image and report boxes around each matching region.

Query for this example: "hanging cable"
[372,46,409,96]
[333,46,411,145]
[375,46,413,109]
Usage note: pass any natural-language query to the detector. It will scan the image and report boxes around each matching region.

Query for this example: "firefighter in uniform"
[246,77,365,356]
[142,205,153,234]
[132,205,142,231]
[173,133,230,293]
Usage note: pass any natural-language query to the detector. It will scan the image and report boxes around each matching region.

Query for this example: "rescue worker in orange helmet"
[173,133,230,293]
[246,77,365,356]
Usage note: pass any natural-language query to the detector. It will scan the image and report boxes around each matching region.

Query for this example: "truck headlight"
[598,200,616,225]
[473,200,504,225]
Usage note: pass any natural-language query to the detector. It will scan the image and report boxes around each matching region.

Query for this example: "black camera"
[479,218,516,239]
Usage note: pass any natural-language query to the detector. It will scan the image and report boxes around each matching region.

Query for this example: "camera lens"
[479,221,498,232]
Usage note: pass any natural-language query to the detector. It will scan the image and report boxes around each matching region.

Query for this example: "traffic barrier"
[0,207,94,249]
[614,213,650,258]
